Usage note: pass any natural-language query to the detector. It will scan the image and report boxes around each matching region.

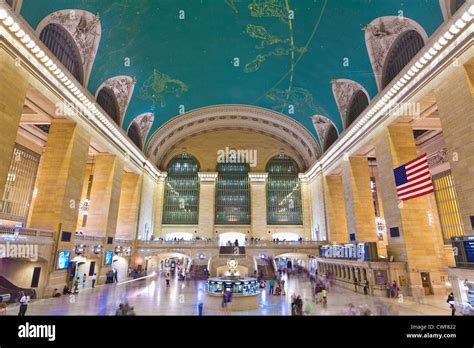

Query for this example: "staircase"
[257,257,276,280]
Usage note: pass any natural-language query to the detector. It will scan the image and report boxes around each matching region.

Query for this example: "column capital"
[248,172,268,184]
[157,172,168,183]
[298,173,309,183]
[198,172,218,183]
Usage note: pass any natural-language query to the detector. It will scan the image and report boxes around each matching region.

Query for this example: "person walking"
[222,291,229,315]
[447,292,456,316]
[363,280,369,295]
[353,278,358,293]
[113,269,118,283]
[82,273,87,288]
[73,277,80,294]
[165,272,170,287]
[18,291,30,316]
[91,273,97,288]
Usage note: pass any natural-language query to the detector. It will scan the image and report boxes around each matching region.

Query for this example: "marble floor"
[5,273,451,316]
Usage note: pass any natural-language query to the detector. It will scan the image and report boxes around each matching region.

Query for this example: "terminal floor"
[5,273,451,316]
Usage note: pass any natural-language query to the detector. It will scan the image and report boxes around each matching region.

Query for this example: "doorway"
[420,272,432,295]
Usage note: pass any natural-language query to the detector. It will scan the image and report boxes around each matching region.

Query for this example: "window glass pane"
[215,163,250,225]
[162,153,200,224]
[266,155,302,225]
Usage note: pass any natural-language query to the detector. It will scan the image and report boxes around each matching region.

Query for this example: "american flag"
[393,154,434,201]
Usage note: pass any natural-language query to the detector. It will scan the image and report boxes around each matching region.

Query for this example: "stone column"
[116,172,140,240]
[434,60,474,235]
[83,154,124,283]
[325,175,348,243]
[375,124,445,296]
[0,49,29,197]
[29,120,90,292]
[341,156,378,242]
[299,174,313,240]
[249,173,268,239]
[198,172,218,238]
[152,173,166,239]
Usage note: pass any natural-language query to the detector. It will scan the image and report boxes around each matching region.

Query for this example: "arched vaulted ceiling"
[20,0,444,149]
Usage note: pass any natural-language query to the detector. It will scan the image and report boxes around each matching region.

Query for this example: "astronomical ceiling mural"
[20,0,444,146]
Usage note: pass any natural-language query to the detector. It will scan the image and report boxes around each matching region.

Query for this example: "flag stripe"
[405,154,428,167]
[397,182,433,196]
[406,163,429,177]
[394,153,433,202]
[397,173,431,189]
[399,187,434,201]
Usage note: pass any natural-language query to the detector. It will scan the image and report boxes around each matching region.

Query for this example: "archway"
[218,232,246,246]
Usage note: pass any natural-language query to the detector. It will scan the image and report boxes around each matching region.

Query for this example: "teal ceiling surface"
[20,0,444,144]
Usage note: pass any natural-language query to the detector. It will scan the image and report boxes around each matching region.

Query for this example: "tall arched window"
[382,30,424,89]
[97,87,120,125]
[39,24,83,84]
[346,90,369,128]
[215,162,250,224]
[451,0,466,14]
[162,153,200,224]
[127,122,142,149]
[266,155,302,225]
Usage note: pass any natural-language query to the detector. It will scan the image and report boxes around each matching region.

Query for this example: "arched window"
[324,125,338,151]
[162,153,200,225]
[39,24,83,84]
[382,30,424,89]
[346,90,369,128]
[127,122,142,149]
[215,162,250,224]
[451,0,466,14]
[266,155,302,225]
[97,87,120,125]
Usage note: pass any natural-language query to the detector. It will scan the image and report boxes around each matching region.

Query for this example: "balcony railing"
[0,226,53,243]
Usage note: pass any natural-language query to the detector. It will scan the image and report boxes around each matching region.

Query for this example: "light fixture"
[20,34,31,44]
[15,29,25,38]
[0,9,7,20]
[10,22,19,32]
[449,24,460,35]
[3,16,14,27]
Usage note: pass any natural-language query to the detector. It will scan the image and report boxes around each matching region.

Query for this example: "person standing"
[353,278,358,293]
[113,269,118,283]
[321,288,327,305]
[165,272,170,287]
[269,278,275,295]
[392,280,398,298]
[91,273,97,288]
[82,273,87,288]
[226,291,233,315]
[18,291,30,316]
[280,272,287,295]
[385,282,391,298]
[363,280,369,295]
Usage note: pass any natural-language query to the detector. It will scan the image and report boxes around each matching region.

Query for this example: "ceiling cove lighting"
[304,5,473,180]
